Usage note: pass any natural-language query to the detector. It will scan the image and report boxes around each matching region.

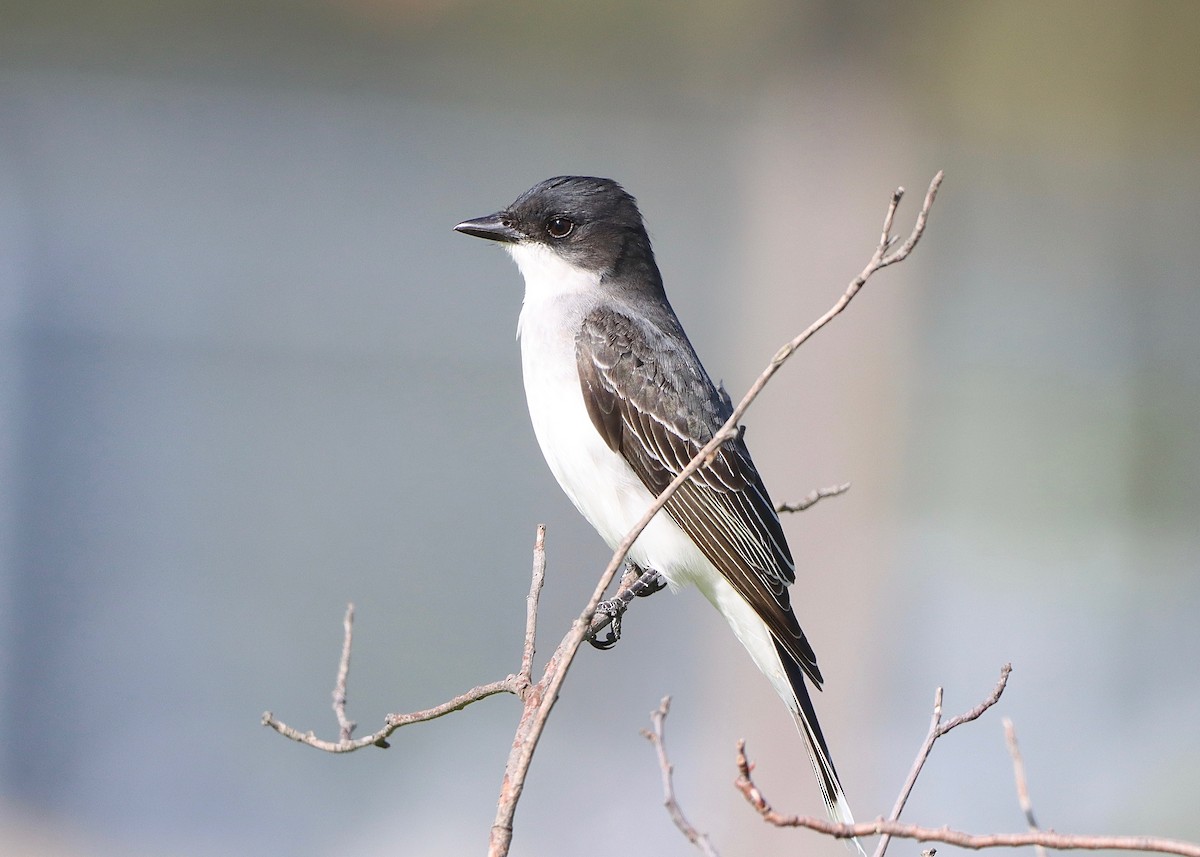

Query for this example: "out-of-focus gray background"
[2,2,1198,855]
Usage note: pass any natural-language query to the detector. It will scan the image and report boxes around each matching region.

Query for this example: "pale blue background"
[2,3,1198,855]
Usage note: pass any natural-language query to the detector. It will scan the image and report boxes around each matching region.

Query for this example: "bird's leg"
[630,566,667,597]
[589,563,638,650]
[587,563,667,650]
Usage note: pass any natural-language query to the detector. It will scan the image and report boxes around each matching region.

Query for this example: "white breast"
[509,243,711,588]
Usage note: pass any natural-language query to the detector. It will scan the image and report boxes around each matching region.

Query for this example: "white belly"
[517,293,710,590]
[519,303,789,688]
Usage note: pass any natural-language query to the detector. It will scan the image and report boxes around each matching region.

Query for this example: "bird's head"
[455,176,658,282]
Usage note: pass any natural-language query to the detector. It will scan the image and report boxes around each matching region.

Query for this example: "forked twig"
[731,664,1200,857]
[262,525,548,752]
[873,664,1012,857]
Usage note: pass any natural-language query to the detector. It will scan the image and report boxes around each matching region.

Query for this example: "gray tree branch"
[642,697,720,857]
[727,664,1200,857]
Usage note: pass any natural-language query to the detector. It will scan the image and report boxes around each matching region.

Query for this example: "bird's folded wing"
[576,306,823,687]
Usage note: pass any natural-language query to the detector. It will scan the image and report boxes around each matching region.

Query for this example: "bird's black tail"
[774,638,864,854]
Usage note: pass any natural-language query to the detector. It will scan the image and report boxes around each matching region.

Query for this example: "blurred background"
[2,1,1198,855]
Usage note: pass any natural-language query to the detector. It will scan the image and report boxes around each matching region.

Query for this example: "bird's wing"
[576,305,823,687]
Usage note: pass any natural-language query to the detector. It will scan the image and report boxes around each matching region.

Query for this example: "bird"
[455,176,857,830]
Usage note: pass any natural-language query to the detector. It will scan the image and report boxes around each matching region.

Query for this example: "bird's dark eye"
[546,216,574,239]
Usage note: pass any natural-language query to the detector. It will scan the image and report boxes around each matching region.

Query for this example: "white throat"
[508,243,601,334]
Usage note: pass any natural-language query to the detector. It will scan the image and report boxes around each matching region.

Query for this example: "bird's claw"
[632,568,667,597]
[587,566,667,650]
[588,598,626,650]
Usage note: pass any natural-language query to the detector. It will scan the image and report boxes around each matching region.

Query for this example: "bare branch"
[642,697,720,857]
[735,663,1200,857]
[519,525,547,687]
[264,672,519,753]
[935,664,1011,736]
[874,664,1012,857]
[776,482,852,513]
[333,603,356,742]
[726,808,1200,857]
[1005,717,1048,857]
[262,526,550,754]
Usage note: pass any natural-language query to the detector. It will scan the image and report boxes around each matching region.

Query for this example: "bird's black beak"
[453,212,522,243]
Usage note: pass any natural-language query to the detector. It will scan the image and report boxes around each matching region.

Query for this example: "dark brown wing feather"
[576,306,823,687]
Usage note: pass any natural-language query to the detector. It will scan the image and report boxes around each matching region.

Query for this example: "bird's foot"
[631,567,667,597]
[588,596,626,650]
[586,564,667,650]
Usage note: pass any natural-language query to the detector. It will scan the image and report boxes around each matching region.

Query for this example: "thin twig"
[776,482,852,513]
[874,664,1012,857]
[874,686,943,857]
[519,526,547,688]
[264,679,518,752]
[1004,717,1048,857]
[736,663,1200,857]
[725,809,1200,857]
[263,526,549,753]
[642,697,720,857]
[935,665,1011,736]
[332,603,356,742]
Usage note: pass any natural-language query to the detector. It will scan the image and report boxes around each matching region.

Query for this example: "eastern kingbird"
[455,176,856,828]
